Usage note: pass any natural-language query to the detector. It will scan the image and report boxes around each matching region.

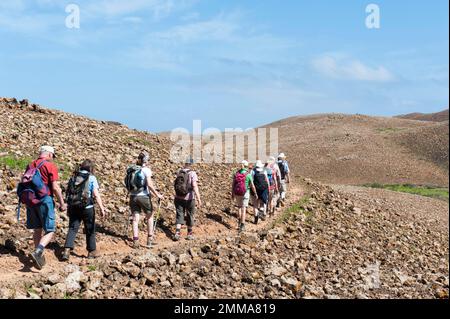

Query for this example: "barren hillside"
[0,98,448,299]
[262,113,448,186]
[395,109,449,122]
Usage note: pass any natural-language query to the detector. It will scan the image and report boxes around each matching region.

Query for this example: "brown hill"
[395,109,449,122]
[262,113,448,187]
[0,98,448,299]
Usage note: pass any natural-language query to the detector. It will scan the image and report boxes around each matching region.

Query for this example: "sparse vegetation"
[87,265,97,272]
[363,183,449,201]
[0,154,31,171]
[272,196,310,227]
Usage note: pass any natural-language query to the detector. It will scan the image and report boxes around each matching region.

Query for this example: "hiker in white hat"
[251,160,270,224]
[277,153,291,207]
[231,160,257,233]
[18,145,66,270]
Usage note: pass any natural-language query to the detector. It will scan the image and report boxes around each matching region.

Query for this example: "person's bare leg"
[241,207,247,225]
[39,232,54,247]
[146,213,154,237]
[132,213,140,239]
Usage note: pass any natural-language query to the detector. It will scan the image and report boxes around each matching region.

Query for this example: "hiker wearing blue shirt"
[61,159,107,261]
[277,153,291,207]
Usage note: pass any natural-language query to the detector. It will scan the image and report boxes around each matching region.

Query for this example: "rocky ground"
[0,97,448,299]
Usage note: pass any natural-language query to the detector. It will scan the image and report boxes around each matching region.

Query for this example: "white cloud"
[312,56,395,82]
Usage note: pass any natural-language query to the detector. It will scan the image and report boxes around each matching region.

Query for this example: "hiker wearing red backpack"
[173,156,202,241]
[231,160,257,233]
[17,146,67,270]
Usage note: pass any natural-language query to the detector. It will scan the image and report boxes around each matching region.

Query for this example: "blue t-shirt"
[80,170,99,208]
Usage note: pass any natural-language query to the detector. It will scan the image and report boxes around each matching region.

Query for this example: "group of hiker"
[16,145,289,270]
[231,154,290,233]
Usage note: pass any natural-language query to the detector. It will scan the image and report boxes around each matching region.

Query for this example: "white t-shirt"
[130,166,153,196]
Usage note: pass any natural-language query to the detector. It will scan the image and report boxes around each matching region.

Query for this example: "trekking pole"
[153,198,162,236]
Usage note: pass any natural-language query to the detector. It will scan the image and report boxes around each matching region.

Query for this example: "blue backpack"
[16,161,49,221]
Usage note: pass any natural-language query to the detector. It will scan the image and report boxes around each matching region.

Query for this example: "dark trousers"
[64,206,96,252]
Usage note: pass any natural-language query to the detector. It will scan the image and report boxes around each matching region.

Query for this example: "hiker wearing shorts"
[251,160,270,224]
[231,160,257,233]
[24,146,67,270]
[128,152,163,248]
[62,160,107,261]
[277,153,291,207]
[173,157,202,241]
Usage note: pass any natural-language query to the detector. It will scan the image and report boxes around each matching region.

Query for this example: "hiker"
[231,160,257,233]
[173,157,202,241]
[125,151,163,248]
[61,160,107,261]
[251,160,270,224]
[18,146,67,270]
[265,157,280,217]
[277,153,291,207]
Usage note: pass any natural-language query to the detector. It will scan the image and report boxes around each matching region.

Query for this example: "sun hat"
[255,160,264,169]
[278,153,286,159]
[241,160,249,167]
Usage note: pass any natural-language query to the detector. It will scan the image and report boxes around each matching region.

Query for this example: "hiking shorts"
[235,192,250,208]
[26,196,56,233]
[130,195,153,215]
[175,198,196,227]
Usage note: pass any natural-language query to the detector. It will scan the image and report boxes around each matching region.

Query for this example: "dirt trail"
[0,184,305,286]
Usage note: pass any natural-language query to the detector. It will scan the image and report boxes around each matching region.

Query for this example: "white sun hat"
[241,160,249,167]
[40,145,56,157]
[255,160,264,169]
[278,153,286,159]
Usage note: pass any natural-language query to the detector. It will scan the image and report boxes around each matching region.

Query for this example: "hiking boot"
[173,232,181,242]
[30,251,46,270]
[186,232,195,241]
[146,236,155,248]
[88,250,100,259]
[61,248,71,262]
[254,214,259,225]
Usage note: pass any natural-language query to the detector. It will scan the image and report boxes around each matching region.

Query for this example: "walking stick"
[153,198,162,236]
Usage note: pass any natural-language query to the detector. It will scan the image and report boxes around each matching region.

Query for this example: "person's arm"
[148,177,163,199]
[52,181,67,211]
[193,180,202,207]
[285,163,291,183]
[93,188,106,218]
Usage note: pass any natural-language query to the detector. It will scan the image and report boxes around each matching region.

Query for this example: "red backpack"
[233,171,248,196]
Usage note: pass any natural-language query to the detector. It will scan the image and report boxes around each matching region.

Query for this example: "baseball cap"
[40,145,56,158]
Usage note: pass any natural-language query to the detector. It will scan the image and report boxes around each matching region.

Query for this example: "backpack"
[253,170,268,193]
[174,169,192,197]
[16,161,49,221]
[66,171,92,209]
[233,170,248,196]
[278,160,287,180]
[266,167,275,186]
[124,165,146,193]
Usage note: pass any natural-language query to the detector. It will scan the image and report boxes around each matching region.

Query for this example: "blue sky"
[0,0,448,132]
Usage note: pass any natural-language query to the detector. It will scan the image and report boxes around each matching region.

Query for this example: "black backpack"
[253,169,268,192]
[278,160,287,180]
[174,169,192,197]
[124,165,146,192]
[66,171,92,209]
